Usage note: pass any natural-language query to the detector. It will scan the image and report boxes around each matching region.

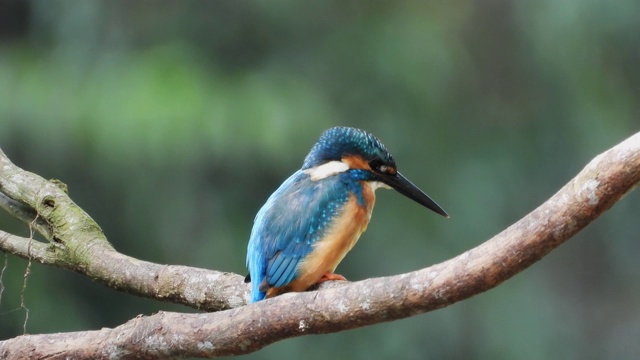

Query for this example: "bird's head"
[302,127,448,217]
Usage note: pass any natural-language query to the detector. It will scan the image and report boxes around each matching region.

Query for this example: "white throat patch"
[304,161,349,181]
[368,181,391,191]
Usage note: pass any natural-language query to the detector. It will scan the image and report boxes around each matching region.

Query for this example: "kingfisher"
[245,127,448,302]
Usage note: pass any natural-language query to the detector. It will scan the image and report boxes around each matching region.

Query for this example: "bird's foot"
[317,272,347,283]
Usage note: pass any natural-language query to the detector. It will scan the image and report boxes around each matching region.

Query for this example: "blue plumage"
[247,169,365,302]
[246,127,448,302]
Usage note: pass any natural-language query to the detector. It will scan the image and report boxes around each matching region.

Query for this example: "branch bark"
[1,132,640,358]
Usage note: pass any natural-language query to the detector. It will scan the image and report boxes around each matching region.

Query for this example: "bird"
[245,126,448,302]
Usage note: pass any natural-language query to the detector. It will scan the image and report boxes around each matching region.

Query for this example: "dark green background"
[1,1,639,359]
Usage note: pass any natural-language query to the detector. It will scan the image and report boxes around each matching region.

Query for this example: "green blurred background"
[1,1,639,359]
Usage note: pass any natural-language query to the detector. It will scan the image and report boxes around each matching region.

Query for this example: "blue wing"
[246,170,349,302]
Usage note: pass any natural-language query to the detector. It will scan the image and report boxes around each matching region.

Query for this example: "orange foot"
[317,272,347,283]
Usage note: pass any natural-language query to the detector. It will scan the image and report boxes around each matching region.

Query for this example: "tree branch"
[1,132,640,358]
[0,148,248,312]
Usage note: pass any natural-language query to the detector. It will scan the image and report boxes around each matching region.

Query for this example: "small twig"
[0,252,7,306]
[19,215,39,334]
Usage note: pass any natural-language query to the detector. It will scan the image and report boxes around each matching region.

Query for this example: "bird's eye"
[368,158,383,171]
[369,158,396,175]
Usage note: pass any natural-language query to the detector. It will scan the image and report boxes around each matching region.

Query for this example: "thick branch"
[0,148,249,311]
[1,132,640,358]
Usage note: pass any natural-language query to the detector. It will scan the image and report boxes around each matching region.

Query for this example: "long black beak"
[379,171,449,218]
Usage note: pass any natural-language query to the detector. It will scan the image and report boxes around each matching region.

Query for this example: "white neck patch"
[304,161,349,181]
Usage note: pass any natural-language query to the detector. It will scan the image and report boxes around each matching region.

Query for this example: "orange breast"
[267,181,376,298]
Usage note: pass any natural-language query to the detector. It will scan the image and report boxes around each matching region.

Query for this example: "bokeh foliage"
[1,1,639,358]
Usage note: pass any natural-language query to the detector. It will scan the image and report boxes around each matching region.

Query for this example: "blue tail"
[247,252,267,303]
[250,282,266,303]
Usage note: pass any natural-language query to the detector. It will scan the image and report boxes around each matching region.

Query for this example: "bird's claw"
[317,272,347,283]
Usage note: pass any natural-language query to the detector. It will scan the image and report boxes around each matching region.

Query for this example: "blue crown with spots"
[302,127,395,169]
